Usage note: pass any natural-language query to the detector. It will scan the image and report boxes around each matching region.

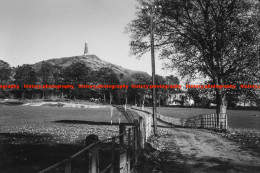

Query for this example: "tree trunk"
[61,90,64,99]
[125,93,128,105]
[216,89,227,128]
[143,95,145,106]
[42,90,45,100]
[216,90,227,114]
[109,92,113,104]
[22,90,25,99]
[103,93,106,104]
[158,92,160,107]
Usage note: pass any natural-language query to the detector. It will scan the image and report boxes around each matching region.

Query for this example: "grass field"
[154,107,260,129]
[0,105,126,172]
[0,105,127,124]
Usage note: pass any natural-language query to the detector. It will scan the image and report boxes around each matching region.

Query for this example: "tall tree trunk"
[158,92,160,107]
[42,90,45,100]
[109,91,112,104]
[125,93,128,105]
[216,90,227,114]
[143,95,145,106]
[216,89,227,128]
[103,93,106,104]
[22,90,25,99]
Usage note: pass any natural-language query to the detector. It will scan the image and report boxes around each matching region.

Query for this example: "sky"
[0,0,172,76]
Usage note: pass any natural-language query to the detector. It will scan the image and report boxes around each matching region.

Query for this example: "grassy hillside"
[33,54,151,81]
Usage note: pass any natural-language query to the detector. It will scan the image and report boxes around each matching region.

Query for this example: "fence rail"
[132,106,228,131]
[38,107,153,173]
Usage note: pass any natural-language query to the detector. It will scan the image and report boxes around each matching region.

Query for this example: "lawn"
[153,107,260,129]
[0,105,127,124]
[0,105,127,173]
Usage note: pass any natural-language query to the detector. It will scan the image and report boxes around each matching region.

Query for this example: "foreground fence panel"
[38,107,152,173]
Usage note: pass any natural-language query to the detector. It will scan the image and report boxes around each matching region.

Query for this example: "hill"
[33,54,151,82]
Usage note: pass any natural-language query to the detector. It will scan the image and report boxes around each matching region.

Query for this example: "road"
[138,122,260,173]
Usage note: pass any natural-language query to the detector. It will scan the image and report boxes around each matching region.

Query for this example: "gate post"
[88,146,99,173]
[139,117,145,149]
[119,124,127,173]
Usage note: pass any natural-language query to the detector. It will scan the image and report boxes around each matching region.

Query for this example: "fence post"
[119,124,127,173]
[200,115,203,128]
[65,160,71,173]
[110,137,115,173]
[206,114,208,128]
[134,119,138,155]
[214,114,217,128]
[225,114,228,130]
[217,113,219,130]
[209,114,212,128]
[88,146,99,173]
[120,124,126,145]
[127,129,131,172]
[139,117,145,149]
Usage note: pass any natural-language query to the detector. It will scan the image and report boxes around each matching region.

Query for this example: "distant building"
[84,39,89,55]
[166,90,194,106]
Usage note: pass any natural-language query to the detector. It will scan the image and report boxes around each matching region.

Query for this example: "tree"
[118,73,133,105]
[14,64,37,98]
[0,60,11,85]
[38,62,55,99]
[127,0,260,117]
[63,62,92,100]
[52,65,65,99]
[0,60,12,98]
[131,72,152,106]
[96,67,120,104]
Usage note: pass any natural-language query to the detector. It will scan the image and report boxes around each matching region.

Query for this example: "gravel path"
[141,122,260,173]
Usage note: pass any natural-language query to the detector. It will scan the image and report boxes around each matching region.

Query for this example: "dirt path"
[139,122,260,173]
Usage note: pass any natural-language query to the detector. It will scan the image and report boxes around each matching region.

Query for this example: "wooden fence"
[38,108,153,173]
[132,106,228,131]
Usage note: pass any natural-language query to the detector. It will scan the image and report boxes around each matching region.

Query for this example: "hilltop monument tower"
[84,39,89,55]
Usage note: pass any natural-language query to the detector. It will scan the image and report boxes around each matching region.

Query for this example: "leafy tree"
[118,73,133,105]
[0,60,11,85]
[52,65,65,99]
[63,62,92,100]
[38,62,55,99]
[96,67,120,104]
[127,0,260,116]
[0,60,12,98]
[131,72,152,106]
[14,64,37,98]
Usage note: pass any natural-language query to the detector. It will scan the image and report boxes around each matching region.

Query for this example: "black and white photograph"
[0,0,260,172]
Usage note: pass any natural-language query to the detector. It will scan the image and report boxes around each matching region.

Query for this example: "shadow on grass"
[54,120,133,126]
